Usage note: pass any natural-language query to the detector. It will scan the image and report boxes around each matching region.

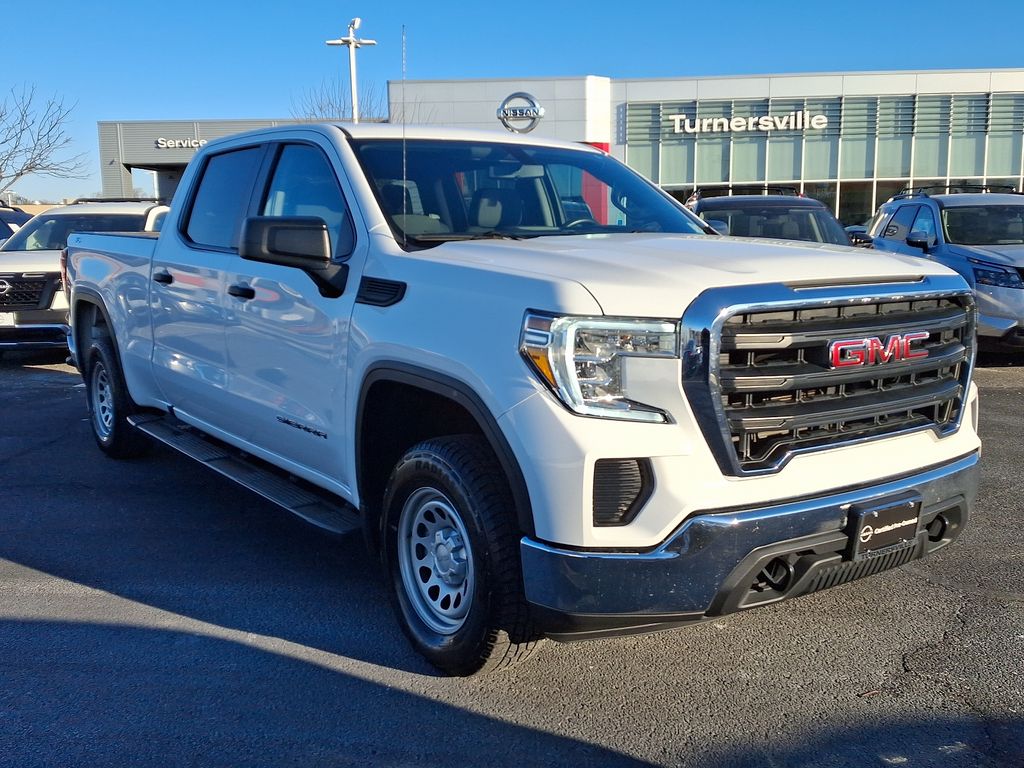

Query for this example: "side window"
[881,205,919,241]
[261,144,354,259]
[185,146,263,250]
[910,206,938,243]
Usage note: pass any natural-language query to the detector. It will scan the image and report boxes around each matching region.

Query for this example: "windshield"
[349,139,708,246]
[698,206,851,246]
[0,213,146,252]
[942,205,1024,245]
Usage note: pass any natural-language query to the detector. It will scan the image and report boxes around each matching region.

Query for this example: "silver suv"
[0,199,166,354]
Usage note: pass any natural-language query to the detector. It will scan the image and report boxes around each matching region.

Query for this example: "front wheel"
[382,435,542,675]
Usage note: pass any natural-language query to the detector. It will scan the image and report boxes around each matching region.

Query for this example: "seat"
[468,188,523,230]
[380,183,414,215]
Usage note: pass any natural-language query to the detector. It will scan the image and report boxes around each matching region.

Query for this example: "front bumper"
[0,309,69,350]
[521,452,979,640]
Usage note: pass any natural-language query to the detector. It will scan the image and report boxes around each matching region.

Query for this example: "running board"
[129,414,360,535]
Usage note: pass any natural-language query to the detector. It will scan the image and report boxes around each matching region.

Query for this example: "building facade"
[99,68,1024,226]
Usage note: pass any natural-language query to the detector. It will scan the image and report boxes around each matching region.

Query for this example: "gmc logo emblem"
[829,331,930,369]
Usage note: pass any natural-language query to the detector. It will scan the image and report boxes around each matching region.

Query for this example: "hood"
[949,243,1024,268]
[426,234,959,317]
[0,248,62,273]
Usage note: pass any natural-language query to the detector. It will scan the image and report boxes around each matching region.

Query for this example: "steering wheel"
[564,218,600,230]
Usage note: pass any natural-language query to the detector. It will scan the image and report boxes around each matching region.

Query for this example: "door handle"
[152,269,173,285]
[228,283,256,300]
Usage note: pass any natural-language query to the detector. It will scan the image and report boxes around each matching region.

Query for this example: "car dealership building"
[99,67,1024,225]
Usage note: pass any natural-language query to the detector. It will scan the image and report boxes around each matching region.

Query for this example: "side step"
[128,414,360,535]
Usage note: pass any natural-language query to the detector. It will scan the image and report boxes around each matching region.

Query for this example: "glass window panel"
[185,146,263,250]
[838,181,873,226]
[987,134,1023,177]
[875,180,907,208]
[696,138,729,183]
[986,178,1021,193]
[627,143,659,183]
[804,137,839,179]
[841,136,874,179]
[660,140,695,186]
[877,136,912,177]
[732,137,766,182]
[950,135,985,177]
[803,181,837,214]
[913,135,948,178]
[767,136,801,181]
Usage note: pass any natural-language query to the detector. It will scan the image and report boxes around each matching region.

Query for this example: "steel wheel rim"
[91,363,114,439]
[397,487,474,635]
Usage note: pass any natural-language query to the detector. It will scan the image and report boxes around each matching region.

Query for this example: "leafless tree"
[290,78,388,122]
[0,86,86,195]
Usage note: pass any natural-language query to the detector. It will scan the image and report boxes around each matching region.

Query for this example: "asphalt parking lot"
[0,349,1021,768]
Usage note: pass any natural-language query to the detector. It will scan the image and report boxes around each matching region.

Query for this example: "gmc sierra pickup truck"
[65,123,980,675]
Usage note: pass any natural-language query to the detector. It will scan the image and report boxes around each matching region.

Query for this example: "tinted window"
[697,206,850,245]
[910,206,938,243]
[880,205,919,241]
[0,213,146,252]
[185,147,263,249]
[261,144,354,258]
[942,205,1024,245]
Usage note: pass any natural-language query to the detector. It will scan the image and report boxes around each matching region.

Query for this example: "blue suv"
[869,187,1024,347]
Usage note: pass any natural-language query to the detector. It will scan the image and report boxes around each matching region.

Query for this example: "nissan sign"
[497,93,545,133]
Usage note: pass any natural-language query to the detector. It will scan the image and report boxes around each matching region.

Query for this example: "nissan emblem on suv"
[497,92,545,133]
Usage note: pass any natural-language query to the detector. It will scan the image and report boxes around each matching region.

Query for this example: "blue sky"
[4,0,1024,201]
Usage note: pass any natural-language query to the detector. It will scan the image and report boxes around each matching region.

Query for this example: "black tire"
[382,435,543,676]
[84,331,149,459]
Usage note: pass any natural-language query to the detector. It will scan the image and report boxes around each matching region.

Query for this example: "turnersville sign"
[667,111,828,134]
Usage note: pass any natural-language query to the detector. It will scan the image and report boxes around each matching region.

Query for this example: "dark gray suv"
[868,188,1024,347]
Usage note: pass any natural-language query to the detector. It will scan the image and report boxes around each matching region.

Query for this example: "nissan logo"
[0,279,10,296]
[497,92,545,133]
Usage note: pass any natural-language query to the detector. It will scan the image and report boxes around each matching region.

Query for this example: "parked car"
[0,199,166,353]
[690,194,851,246]
[868,189,1024,347]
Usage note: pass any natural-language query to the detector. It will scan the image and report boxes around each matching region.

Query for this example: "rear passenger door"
[150,144,265,429]
[222,139,362,490]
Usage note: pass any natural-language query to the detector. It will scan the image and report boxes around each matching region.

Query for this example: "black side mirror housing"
[906,230,933,253]
[240,216,348,297]
[849,231,874,247]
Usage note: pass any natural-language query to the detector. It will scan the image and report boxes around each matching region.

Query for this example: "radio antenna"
[401,24,407,248]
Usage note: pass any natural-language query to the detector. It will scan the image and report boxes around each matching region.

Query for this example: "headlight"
[520,312,679,422]
[970,260,1023,289]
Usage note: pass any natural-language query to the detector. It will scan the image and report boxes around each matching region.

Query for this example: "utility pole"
[326,17,377,123]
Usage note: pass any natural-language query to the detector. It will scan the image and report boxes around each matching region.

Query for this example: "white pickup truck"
[65,123,981,675]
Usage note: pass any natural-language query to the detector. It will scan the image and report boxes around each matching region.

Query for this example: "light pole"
[326,17,377,123]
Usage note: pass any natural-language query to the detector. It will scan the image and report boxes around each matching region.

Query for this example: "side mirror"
[240,216,347,297]
[705,219,730,236]
[906,230,933,252]
[849,231,874,247]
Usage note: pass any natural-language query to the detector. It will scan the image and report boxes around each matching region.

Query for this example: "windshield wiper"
[408,230,531,242]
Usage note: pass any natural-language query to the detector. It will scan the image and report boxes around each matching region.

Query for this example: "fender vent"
[356,277,406,307]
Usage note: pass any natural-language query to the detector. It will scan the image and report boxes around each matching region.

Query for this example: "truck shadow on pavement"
[0,619,656,768]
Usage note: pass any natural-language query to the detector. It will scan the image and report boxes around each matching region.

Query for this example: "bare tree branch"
[0,85,86,195]
[290,78,387,122]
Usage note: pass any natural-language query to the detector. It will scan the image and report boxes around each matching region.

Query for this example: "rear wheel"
[84,332,149,459]
[382,435,542,675]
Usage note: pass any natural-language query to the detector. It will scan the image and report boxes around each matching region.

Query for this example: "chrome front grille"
[681,276,976,476]
[0,273,59,309]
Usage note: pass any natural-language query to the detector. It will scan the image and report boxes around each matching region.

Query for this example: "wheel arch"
[70,289,120,369]
[356,363,535,549]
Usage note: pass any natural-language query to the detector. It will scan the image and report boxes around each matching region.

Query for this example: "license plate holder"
[846,494,921,561]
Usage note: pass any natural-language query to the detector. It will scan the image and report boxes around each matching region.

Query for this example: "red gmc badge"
[828,331,930,369]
